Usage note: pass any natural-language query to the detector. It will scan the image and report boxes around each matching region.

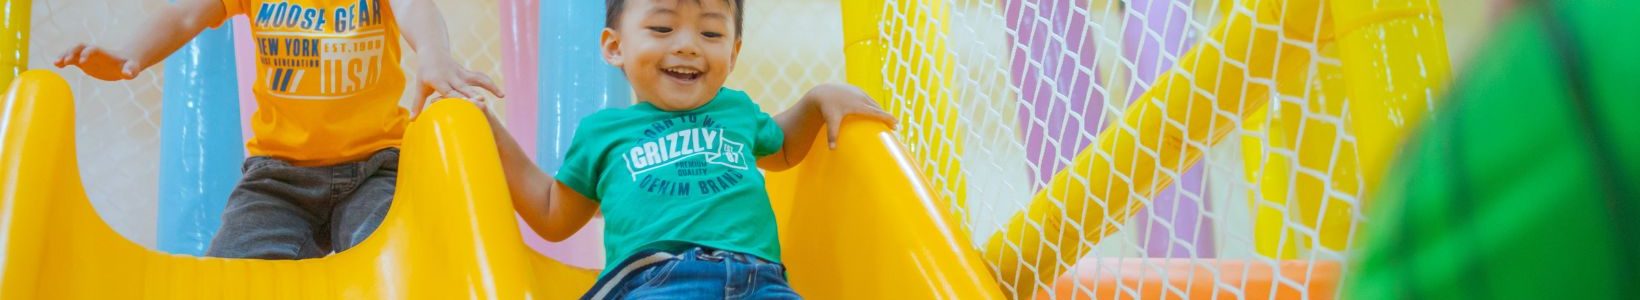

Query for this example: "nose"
[671,34,701,57]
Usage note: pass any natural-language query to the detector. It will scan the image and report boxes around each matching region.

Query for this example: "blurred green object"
[1348,0,1640,299]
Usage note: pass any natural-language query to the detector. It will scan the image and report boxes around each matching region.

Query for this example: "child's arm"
[480,108,598,242]
[394,0,505,115]
[53,0,228,81]
[757,83,897,171]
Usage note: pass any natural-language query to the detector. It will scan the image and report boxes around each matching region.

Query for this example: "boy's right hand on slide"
[409,60,504,117]
[53,44,142,81]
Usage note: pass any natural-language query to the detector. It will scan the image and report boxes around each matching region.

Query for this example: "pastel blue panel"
[539,0,631,173]
[157,23,243,255]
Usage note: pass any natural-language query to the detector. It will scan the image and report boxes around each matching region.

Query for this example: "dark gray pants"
[206,148,399,259]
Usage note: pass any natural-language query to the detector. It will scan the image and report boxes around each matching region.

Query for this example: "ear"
[600,28,623,67]
[728,38,742,69]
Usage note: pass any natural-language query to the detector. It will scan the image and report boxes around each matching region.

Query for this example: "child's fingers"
[464,87,491,107]
[865,97,885,111]
[434,81,470,100]
[77,46,98,64]
[57,44,85,68]
[862,107,898,127]
[825,114,843,149]
[122,61,142,79]
[464,71,505,98]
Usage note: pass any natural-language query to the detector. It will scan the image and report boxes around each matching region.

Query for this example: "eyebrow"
[647,8,728,23]
[648,8,677,16]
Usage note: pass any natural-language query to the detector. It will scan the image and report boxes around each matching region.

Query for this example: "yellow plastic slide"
[0,70,1002,299]
[764,121,1004,299]
[0,70,598,299]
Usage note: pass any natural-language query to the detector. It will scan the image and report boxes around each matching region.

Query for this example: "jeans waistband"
[685,247,772,265]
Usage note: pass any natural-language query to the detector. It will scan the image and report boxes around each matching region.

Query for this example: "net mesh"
[727,0,1373,296]
[730,0,848,112]
[32,0,166,247]
[867,0,1366,298]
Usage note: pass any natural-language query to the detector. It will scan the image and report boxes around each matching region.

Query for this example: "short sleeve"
[555,118,606,201]
[718,88,784,157]
[752,112,784,157]
[216,0,248,28]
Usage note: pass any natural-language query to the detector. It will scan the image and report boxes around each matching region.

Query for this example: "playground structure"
[0,69,992,298]
[0,0,1452,299]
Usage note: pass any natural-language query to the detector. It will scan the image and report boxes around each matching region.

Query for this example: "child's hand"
[411,59,505,116]
[54,44,142,81]
[804,83,897,149]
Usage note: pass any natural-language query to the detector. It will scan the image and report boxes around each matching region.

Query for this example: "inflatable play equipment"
[1,0,1454,297]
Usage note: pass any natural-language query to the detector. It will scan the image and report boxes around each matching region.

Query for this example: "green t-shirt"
[557,88,785,274]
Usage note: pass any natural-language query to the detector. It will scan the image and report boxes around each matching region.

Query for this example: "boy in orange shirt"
[55,0,499,259]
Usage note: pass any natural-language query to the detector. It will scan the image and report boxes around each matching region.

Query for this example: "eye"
[702,31,723,38]
[647,26,673,33]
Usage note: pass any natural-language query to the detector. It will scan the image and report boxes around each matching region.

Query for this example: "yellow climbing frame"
[1240,0,1450,259]
[0,0,30,87]
[840,0,1450,298]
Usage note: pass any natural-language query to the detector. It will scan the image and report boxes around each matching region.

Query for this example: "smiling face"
[601,0,741,111]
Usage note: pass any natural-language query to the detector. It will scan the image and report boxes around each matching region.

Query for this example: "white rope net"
[873,0,1363,298]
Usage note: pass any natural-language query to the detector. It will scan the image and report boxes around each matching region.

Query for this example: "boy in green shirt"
[472,0,894,298]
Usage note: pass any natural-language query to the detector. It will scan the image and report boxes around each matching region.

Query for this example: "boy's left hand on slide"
[53,44,143,81]
[806,83,897,149]
[411,60,505,116]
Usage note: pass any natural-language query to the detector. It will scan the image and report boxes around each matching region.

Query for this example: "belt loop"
[696,248,725,262]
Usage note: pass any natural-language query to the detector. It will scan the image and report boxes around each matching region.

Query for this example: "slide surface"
[765,120,1006,299]
[0,70,1001,299]
[0,70,596,299]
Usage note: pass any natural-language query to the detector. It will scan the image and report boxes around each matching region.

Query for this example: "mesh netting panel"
[32,0,166,247]
[728,0,848,112]
[719,4,1368,297]
[876,0,1364,298]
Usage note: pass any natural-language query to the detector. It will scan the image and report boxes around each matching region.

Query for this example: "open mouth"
[662,67,704,82]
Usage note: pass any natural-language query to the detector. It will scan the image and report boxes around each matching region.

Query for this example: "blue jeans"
[585,247,802,299]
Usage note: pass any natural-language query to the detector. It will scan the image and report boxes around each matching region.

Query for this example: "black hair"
[605,0,744,37]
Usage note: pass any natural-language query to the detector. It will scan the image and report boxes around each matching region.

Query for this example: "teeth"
[665,67,701,75]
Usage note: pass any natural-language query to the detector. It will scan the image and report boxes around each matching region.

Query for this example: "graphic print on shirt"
[252,0,388,100]
[623,113,753,197]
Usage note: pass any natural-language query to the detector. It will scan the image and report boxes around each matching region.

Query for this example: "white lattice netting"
[875,0,1360,298]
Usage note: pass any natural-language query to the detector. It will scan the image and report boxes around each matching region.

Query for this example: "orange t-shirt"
[222,0,408,166]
